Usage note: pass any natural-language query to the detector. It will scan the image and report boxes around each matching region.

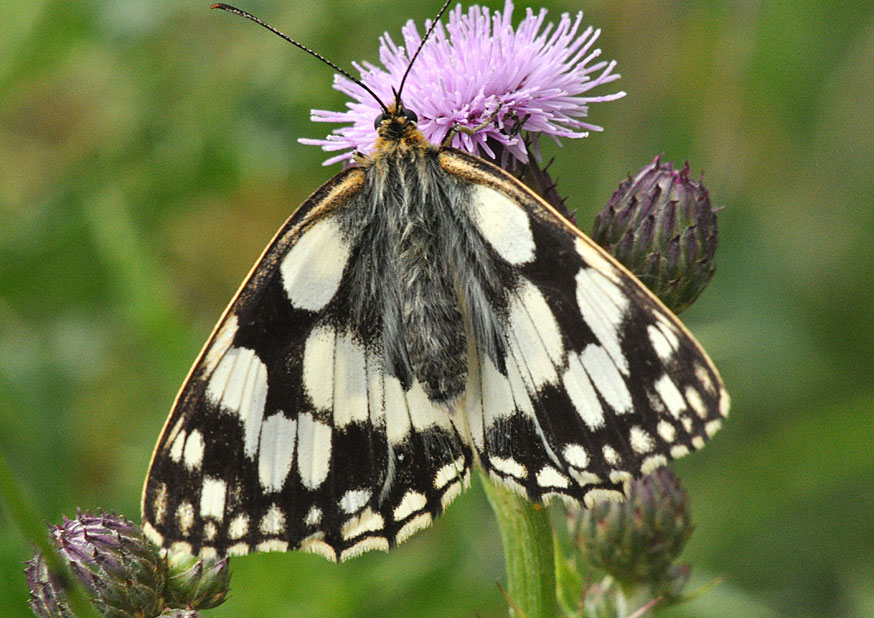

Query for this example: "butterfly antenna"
[211,3,390,114]
[396,0,454,106]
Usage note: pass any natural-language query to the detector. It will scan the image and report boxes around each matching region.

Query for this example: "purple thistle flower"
[300,0,625,166]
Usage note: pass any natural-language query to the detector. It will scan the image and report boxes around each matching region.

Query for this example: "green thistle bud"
[592,156,718,313]
[164,553,230,610]
[26,511,166,618]
[572,468,693,592]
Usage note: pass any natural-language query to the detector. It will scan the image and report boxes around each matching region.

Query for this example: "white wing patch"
[199,477,226,520]
[259,503,286,535]
[341,507,384,541]
[258,413,297,492]
[653,374,687,419]
[296,412,332,490]
[280,216,351,311]
[575,267,631,375]
[434,457,466,489]
[685,385,708,419]
[478,355,519,441]
[470,184,536,265]
[562,352,606,429]
[406,380,452,433]
[396,513,433,544]
[228,514,248,539]
[384,375,412,444]
[168,428,186,463]
[304,506,322,527]
[393,491,427,521]
[536,466,570,488]
[506,279,564,391]
[602,445,620,466]
[332,330,369,428]
[339,489,372,514]
[580,344,632,414]
[365,351,385,428]
[302,325,336,411]
[463,353,486,449]
[182,429,205,469]
[176,502,195,537]
[489,456,527,479]
[205,346,268,458]
[648,322,679,363]
[629,426,655,454]
[563,444,590,469]
[657,420,677,443]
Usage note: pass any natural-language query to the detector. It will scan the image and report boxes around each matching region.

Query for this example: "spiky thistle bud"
[26,511,166,618]
[164,553,230,611]
[571,468,693,594]
[26,554,69,618]
[592,156,718,313]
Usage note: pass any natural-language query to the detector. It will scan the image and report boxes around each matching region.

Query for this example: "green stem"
[480,471,558,618]
[0,451,102,618]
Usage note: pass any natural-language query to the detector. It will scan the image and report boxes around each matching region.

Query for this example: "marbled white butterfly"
[142,1,729,562]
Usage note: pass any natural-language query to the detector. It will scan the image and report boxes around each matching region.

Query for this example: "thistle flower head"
[301,0,624,166]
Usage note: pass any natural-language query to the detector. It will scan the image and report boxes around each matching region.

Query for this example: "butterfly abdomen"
[355,150,470,403]
[342,146,511,407]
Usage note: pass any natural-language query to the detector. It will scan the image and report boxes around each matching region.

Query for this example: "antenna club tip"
[211,3,229,10]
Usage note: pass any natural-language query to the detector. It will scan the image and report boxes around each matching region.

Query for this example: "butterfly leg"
[441,100,504,147]
[505,110,531,137]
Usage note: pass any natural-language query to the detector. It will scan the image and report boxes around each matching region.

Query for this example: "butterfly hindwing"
[142,167,472,561]
[441,149,729,506]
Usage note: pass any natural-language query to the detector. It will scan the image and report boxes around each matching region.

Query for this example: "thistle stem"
[480,471,557,617]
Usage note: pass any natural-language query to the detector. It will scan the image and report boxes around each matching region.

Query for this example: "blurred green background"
[2,0,873,616]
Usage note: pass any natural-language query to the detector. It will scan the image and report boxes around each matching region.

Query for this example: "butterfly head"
[371,100,428,150]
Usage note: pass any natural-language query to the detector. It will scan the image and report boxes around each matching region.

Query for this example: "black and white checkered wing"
[442,150,729,506]
[142,169,472,562]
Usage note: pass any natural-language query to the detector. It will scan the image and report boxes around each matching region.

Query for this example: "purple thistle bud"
[26,511,166,618]
[26,554,70,618]
[592,156,719,314]
[301,0,624,166]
